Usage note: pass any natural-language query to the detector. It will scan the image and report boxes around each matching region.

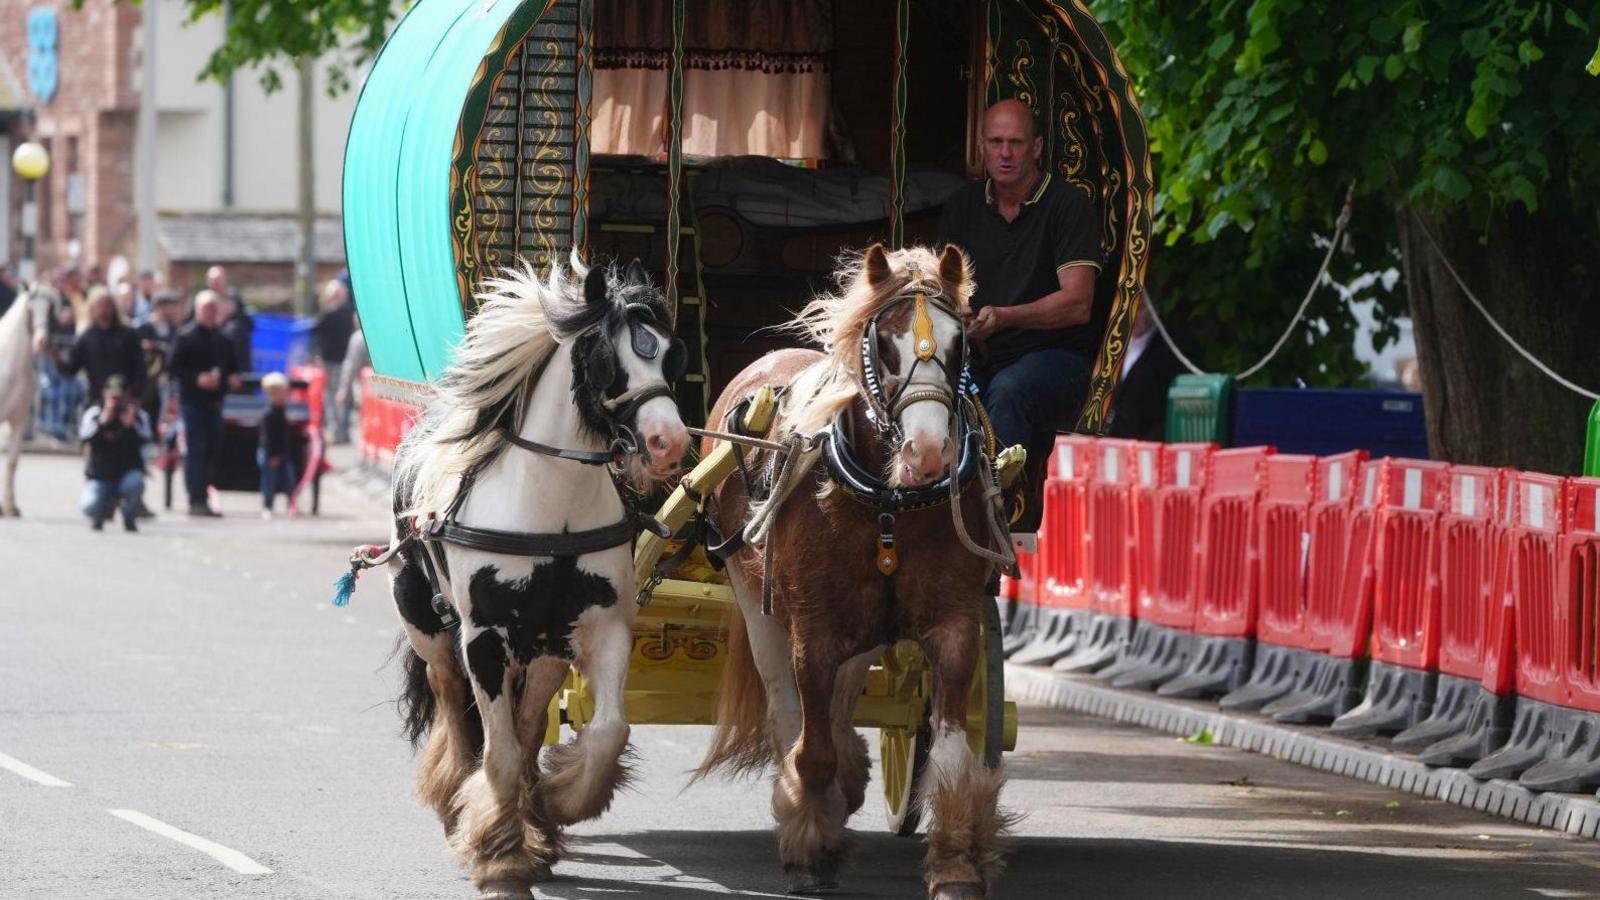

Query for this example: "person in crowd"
[258,372,298,518]
[1107,293,1186,441]
[210,266,254,374]
[312,278,356,443]
[57,267,87,332]
[134,270,160,323]
[336,313,369,447]
[136,292,183,431]
[938,99,1102,527]
[112,281,138,323]
[0,265,17,318]
[79,374,150,532]
[58,286,145,403]
[170,290,240,517]
[33,279,81,442]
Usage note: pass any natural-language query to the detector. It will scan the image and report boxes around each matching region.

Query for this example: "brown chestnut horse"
[699,244,1016,899]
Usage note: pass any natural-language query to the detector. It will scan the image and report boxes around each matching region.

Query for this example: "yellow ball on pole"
[11,141,50,181]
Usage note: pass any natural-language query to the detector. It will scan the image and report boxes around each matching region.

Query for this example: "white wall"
[150,0,359,213]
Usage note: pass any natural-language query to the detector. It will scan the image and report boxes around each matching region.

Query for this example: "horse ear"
[863,243,892,286]
[583,265,608,307]
[624,258,648,286]
[938,244,969,292]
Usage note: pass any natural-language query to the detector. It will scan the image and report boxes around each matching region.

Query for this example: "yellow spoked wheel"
[882,720,930,836]
[881,599,1015,836]
[880,642,931,836]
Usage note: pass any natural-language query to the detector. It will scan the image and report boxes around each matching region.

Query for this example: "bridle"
[546,301,686,466]
[858,288,967,448]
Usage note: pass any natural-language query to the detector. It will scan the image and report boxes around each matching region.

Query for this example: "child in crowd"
[258,372,298,518]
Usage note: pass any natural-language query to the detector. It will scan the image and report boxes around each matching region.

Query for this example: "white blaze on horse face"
[891,310,963,488]
[617,321,688,477]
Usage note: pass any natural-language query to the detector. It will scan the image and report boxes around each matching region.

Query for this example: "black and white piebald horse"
[385,256,688,897]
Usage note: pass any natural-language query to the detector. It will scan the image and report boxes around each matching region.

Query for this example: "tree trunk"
[1396,206,1600,476]
[296,56,317,317]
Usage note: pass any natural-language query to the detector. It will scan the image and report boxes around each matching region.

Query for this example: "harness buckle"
[876,512,899,576]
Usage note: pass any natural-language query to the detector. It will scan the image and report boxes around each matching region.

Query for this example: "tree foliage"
[164,0,400,94]
[1089,0,1600,385]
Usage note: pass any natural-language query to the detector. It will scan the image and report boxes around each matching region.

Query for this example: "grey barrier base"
[1220,643,1311,711]
[1331,659,1437,738]
[1001,601,1040,657]
[1006,664,1600,840]
[1261,653,1365,724]
[1159,633,1253,700]
[1052,612,1130,674]
[1393,672,1483,752]
[1010,607,1088,666]
[1097,620,1196,690]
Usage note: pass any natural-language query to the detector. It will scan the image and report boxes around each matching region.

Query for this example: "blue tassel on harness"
[332,569,358,608]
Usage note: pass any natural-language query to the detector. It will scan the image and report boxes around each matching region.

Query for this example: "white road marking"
[108,809,273,875]
[0,751,72,787]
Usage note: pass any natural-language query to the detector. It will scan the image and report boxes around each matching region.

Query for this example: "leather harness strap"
[421,515,639,557]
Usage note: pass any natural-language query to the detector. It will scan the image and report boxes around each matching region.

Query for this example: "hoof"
[478,879,531,899]
[785,868,838,895]
[931,882,986,900]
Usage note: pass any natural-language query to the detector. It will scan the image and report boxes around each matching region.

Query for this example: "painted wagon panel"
[344,0,585,385]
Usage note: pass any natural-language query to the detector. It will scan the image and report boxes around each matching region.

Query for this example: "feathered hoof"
[784,865,839,895]
[930,881,986,900]
[477,878,532,899]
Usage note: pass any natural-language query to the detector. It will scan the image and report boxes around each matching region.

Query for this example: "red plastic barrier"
[1254,455,1319,648]
[1434,465,1504,682]
[1193,446,1274,638]
[1298,451,1370,653]
[1086,439,1138,619]
[1321,459,1387,659]
[1369,459,1450,671]
[1039,436,1094,610]
[1139,443,1215,630]
[1561,478,1600,713]
[1479,469,1519,697]
[358,367,420,467]
[1512,472,1568,707]
[1129,442,1164,619]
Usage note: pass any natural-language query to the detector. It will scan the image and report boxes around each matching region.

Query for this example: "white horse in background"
[0,285,57,517]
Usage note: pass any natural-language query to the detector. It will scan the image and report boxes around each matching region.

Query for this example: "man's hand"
[226,374,243,391]
[100,404,118,425]
[197,372,220,390]
[966,306,1005,342]
[118,403,139,427]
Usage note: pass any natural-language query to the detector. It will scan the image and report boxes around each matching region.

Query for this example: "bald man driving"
[939,99,1101,463]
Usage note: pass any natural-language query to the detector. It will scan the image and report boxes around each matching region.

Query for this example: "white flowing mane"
[397,256,592,518]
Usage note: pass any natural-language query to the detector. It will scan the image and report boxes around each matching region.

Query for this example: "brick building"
[1,0,357,307]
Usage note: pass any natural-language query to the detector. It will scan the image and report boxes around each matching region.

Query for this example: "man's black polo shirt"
[937,173,1102,367]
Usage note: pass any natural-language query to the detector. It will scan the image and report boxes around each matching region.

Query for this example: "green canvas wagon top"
[343,0,1154,432]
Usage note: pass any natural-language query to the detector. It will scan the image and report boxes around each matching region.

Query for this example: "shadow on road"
[535,829,1600,899]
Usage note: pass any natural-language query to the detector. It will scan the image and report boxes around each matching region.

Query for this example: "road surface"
[4,451,1598,899]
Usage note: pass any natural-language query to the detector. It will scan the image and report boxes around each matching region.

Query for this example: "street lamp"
[11,140,50,286]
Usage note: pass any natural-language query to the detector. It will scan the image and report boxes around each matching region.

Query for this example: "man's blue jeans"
[974,347,1092,453]
[81,470,145,524]
[180,401,224,509]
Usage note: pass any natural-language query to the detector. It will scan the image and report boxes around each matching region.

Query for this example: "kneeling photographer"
[79,375,151,532]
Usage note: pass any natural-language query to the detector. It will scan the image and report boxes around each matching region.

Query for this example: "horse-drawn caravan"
[341,1,1151,897]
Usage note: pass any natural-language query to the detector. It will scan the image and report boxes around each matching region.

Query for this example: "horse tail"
[696,596,774,780]
[396,638,437,748]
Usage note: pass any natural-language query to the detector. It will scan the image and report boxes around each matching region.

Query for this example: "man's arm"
[989,264,1096,330]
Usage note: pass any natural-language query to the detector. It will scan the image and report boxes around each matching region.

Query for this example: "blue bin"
[252,314,315,374]
[1231,387,1429,459]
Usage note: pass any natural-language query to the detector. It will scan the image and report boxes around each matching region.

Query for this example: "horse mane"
[777,244,972,439]
[398,254,596,518]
